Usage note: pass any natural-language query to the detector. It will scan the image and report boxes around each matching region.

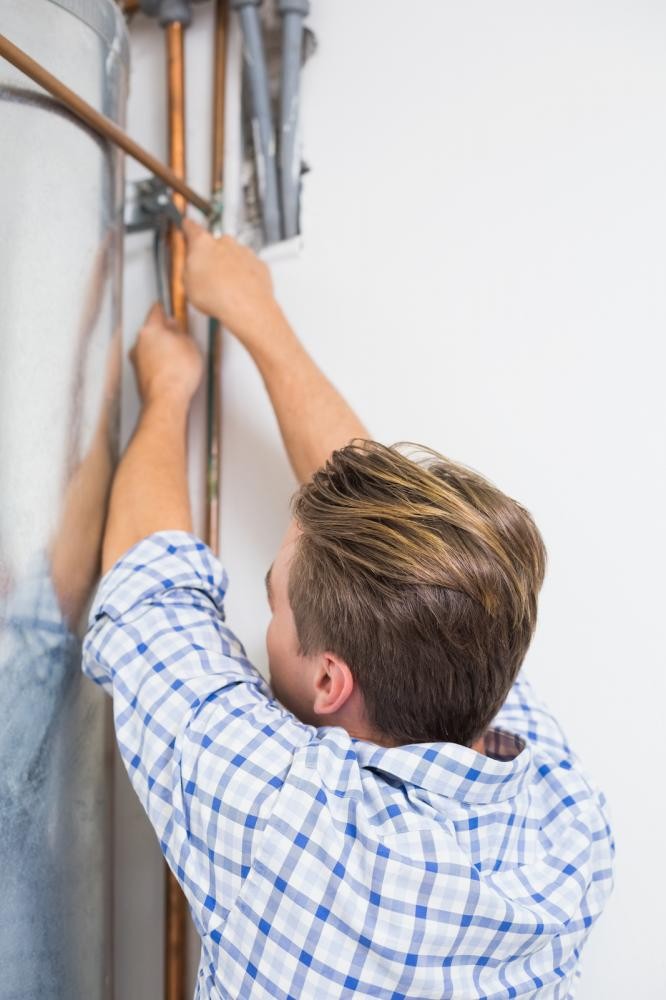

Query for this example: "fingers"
[183,217,207,243]
[143,301,183,330]
[164,315,183,334]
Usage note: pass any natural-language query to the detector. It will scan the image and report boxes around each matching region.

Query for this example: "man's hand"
[183,219,277,348]
[130,302,203,407]
[182,220,368,484]
[101,303,200,572]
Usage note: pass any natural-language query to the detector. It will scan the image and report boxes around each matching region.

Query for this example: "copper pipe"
[166,22,188,326]
[164,20,188,1000]
[206,0,229,556]
[165,865,186,1000]
[0,32,212,216]
[120,0,140,13]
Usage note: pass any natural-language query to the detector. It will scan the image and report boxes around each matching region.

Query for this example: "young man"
[83,220,614,999]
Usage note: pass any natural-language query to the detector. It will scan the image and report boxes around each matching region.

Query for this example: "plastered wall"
[116,2,666,996]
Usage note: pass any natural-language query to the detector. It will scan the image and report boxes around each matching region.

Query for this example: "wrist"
[141,387,192,418]
[238,303,300,367]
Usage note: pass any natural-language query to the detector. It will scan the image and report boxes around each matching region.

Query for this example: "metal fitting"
[139,0,192,26]
[277,0,310,14]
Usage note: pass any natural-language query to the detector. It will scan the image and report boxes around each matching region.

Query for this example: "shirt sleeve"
[82,530,317,936]
[491,668,574,762]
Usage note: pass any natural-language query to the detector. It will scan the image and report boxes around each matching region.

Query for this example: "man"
[83,220,614,998]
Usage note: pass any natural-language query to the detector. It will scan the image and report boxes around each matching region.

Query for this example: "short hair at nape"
[289,440,546,747]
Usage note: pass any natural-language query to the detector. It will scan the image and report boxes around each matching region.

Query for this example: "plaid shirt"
[83,531,614,1000]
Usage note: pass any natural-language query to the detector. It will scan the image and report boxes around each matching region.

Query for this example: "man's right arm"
[183,219,369,484]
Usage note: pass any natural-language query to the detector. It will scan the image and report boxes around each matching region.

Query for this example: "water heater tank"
[0,1,129,996]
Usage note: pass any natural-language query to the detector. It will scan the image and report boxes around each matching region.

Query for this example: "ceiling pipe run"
[231,0,282,244]
[277,0,309,239]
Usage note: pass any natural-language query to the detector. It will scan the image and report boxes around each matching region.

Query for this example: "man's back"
[84,531,613,999]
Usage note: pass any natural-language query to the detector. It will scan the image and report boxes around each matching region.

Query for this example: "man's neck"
[346,727,487,755]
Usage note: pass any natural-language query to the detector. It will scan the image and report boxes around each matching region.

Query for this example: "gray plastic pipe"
[231,0,281,243]
[140,0,192,26]
[277,0,309,239]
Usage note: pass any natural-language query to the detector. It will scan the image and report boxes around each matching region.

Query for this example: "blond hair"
[290,441,546,746]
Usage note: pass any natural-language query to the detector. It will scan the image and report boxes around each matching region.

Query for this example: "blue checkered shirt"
[83,531,614,999]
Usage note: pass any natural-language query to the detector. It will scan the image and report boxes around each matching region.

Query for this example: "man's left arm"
[84,530,315,936]
[85,304,315,936]
[100,303,200,573]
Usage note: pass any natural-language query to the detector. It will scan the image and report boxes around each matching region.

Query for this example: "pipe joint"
[229,0,262,9]
[277,0,309,15]
[139,0,192,26]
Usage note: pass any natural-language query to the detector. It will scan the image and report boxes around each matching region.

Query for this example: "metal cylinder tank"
[0,2,129,996]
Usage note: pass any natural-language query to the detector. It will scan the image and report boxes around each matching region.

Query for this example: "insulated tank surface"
[0,1,128,996]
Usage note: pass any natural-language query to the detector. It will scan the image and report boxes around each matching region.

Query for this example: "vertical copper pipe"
[166,21,188,328]
[206,0,229,556]
[164,866,185,1000]
[165,18,188,1000]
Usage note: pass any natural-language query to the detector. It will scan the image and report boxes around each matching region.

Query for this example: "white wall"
[117,2,666,996]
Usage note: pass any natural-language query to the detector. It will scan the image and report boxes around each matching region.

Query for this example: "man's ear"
[312,653,355,716]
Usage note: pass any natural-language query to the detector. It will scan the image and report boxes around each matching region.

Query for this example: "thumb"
[183,217,207,244]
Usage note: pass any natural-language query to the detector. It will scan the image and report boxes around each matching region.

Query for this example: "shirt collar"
[350,727,532,805]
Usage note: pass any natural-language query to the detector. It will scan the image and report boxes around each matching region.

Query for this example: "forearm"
[182,221,369,482]
[244,303,369,484]
[51,417,114,626]
[101,395,192,574]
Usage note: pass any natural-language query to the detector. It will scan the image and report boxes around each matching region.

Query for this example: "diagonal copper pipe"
[0,32,211,216]
[164,21,188,1000]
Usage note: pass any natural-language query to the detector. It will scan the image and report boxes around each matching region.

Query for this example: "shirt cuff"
[88,530,228,628]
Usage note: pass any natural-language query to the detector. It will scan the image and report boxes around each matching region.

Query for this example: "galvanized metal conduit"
[231,0,281,244]
[277,0,308,239]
